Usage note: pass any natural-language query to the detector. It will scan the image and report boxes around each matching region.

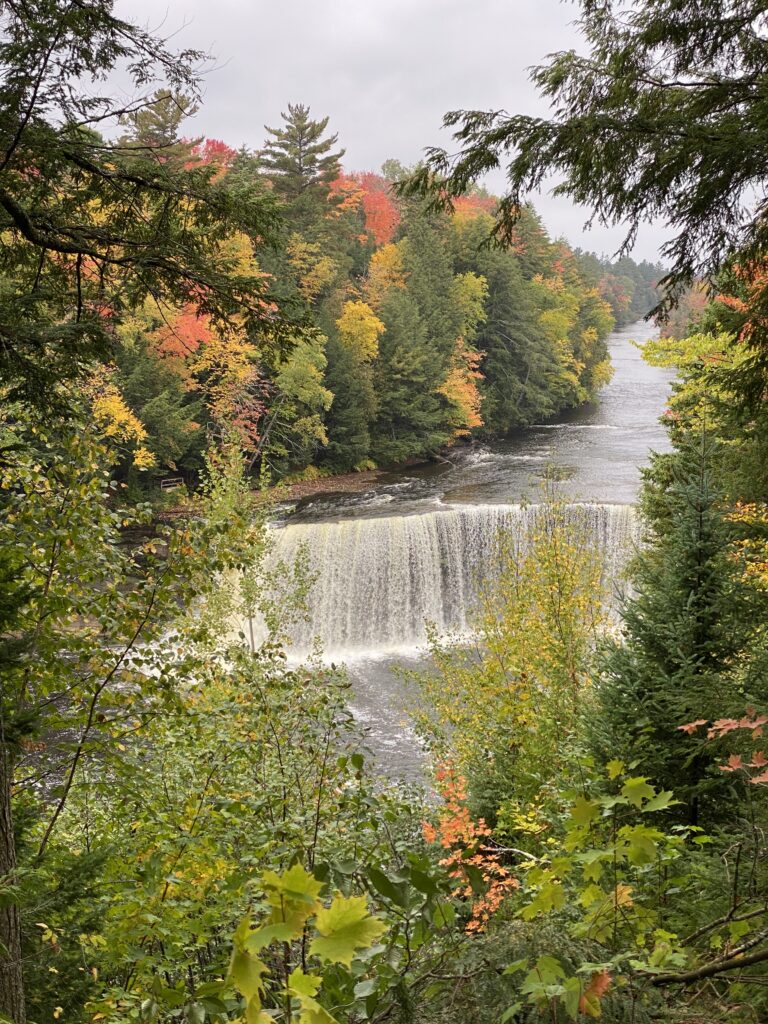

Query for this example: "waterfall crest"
[266,503,639,658]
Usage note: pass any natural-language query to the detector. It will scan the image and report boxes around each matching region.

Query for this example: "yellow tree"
[84,366,156,470]
[363,243,407,312]
[439,272,488,435]
[412,495,607,837]
[335,300,385,361]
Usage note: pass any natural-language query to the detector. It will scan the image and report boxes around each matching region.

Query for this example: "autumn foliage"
[423,764,518,933]
[680,711,768,784]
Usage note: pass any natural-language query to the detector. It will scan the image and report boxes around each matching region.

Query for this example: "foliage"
[422,766,518,934]
[402,0,768,305]
[593,433,768,825]
[0,2,290,408]
[259,104,344,234]
[411,496,607,831]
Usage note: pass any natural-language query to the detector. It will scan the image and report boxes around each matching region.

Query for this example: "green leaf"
[432,899,456,928]
[245,996,273,1024]
[562,976,583,1021]
[409,867,439,895]
[606,759,624,780]
[186,1004,205,1024]
[570,797,599,826]
[367,866,408,908]
[500,1003,523,1022]
[262,864,322,932]
[230,949,267,1001]
[354,979,377,999]
[729,918,751,940]
[245,921,297,953]
[532,955,567,984]
[262,863,323,906]
[289,969,322,999]
[288,969,339,1024]
[621,824,664,865]
[577,849,609,882]
[309,894,387,967]
[641,790,677,813]
[621,777,655,808]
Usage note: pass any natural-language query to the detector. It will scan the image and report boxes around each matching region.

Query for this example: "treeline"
[105,98,663,491]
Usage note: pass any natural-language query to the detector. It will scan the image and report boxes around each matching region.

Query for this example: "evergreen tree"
[372,290,453,462]
[322,334,376,470]
[115,339,204,476]
[404,0,768,304]
[259,104,344,231]
[449,214,568,431]
[118,89,198,155]
[399,211,462,367]
[592,435,768,825]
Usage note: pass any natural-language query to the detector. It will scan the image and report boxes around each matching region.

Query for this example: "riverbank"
[153,466,404,523]
[261,466,390,504]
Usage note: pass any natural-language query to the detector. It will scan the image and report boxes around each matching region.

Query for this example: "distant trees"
[402,0,768,307]
[4,48,660,496]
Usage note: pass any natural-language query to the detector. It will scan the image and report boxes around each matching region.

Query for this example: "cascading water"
[247,321,670,777]
[268,502,640,658]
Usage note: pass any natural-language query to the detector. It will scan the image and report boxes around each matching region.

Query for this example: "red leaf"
[721,754,744,773]
[678,719,708,735]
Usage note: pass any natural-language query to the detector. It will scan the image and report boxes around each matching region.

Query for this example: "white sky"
[118,0,668,263]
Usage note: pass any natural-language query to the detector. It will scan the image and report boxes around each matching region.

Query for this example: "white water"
[270,502,639,658]
[251,322,672,776]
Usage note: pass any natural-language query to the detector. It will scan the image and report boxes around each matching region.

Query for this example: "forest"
[88,96,661,495]
[3,1,768,1024]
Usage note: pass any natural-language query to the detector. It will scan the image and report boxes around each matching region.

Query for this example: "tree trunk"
[0,744,25,1024]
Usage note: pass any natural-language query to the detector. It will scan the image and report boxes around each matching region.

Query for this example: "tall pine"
[592,434,768,824]
[258,104,344,232]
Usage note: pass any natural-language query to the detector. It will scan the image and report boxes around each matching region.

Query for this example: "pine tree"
[592,435,768,825]
[259,104,344,231]
[372,290,453,463]
[119,89,198,155]
[322,334,376,470]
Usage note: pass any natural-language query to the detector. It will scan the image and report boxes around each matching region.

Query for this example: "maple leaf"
[721,753,744,773]
[579,970,612,1017]
[678,719,708,734]
[309,894,387,967]
[750,750,768,767]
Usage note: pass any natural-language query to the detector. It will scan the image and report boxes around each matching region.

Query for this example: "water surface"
[274,321,675,778]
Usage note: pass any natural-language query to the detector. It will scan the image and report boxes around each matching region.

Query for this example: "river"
[269,320,675,777]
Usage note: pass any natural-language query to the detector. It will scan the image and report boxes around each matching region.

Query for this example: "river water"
[270,320,674,777]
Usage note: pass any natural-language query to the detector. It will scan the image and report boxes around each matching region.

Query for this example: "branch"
[34,584,159,863]
[652,943,768,987]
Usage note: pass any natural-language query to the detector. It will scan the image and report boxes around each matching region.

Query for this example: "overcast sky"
[118,0,667,263]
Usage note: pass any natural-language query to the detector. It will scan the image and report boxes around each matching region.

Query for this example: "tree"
[0,0,289,407]
[114,335,204,477]
[118,88,198,156]
[412,496,607,829]
[0,4,297,1017]
[372,289,454,463]
[403,0,768,303]
[261,330,333,476]
[592,435,768,825]
[259,103,344,232]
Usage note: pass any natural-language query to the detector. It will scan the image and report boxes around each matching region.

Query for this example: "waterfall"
[266,503,639,658]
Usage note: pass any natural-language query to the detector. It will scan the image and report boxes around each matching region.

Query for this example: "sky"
[117,0,667,263]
